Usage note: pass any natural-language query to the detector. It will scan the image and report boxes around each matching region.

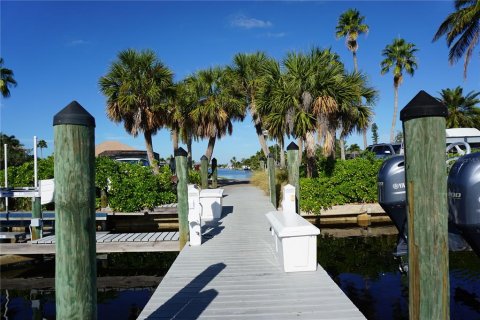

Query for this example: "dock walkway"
[138,182,365,319]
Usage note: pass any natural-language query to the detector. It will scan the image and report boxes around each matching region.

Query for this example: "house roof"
[95,140,135,156]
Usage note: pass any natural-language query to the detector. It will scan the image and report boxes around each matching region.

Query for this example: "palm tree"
[380,38,418,143]
[336,8,369,73]
[433,0,480,79]
[336,9,370,148]
[437,86,480,128]
[189,67,244,161]
[99,49,173,174]
[0,58,17,98]
[256,58,289,168]
[37,139,48,158]
[229,52,271,157]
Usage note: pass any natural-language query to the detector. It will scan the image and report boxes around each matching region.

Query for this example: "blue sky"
[1,1,479,164]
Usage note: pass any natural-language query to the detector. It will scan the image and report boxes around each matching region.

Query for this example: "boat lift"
[1,137,54,237]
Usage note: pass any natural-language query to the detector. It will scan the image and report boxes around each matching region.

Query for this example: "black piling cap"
[267,153,274,158]
[286,142,299,150]
[400,90,448,122]
[212,158,217,163]
[174,147,187,157]
[53,101,95,127]
[201,155,208,161]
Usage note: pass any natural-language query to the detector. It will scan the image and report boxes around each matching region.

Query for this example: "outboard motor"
[448,152,480,257]
[377,153,470,260]
[377,155,408,256]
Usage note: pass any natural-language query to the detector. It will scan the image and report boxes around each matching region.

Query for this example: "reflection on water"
[2,236,479,319]
[318,235,480,320]
[0,252,178,319]
[1,288,152,320]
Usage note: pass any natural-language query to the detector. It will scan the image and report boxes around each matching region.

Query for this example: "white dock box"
[265,211,320,272]
[200,188,224,220]
[188,184,202,246]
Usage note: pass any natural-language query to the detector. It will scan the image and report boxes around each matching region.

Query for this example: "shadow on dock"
[201,205,234,243]
[146,263,226,319]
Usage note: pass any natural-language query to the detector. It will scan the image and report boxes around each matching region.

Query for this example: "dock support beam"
[267,153,276,208]
[175,148,189,249]
[400,90,449,320]
[54,101,97,319]
[212,158,218,189]
[201,155,208,189]
[287,142,300,214]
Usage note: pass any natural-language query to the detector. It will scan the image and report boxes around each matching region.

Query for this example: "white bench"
[200,188,224,220]
[265,211,320,272]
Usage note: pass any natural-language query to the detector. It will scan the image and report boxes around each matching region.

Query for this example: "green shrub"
[188,169,201,185]
[96,158,177,212]
[300,157,383,214]
[1,156,178,212]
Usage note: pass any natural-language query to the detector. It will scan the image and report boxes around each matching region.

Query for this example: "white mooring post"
[282,184,296,214]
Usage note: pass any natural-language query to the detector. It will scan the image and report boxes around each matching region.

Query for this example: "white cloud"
[67,39,89,46]
[261,32,287,38]
[230,14,272,29]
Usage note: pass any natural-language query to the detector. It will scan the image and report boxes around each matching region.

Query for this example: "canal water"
[217,168,252,181]
[1,235,479,319]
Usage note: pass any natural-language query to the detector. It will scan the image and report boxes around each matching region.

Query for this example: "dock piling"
[53,101,97,319]
[175,148,189,249]
[287,142,300,213]
[212,158,218,188]
[400,90,449,320]
[200,155,208,189]
[267,153,276,208]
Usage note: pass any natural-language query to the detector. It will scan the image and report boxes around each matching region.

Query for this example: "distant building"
[95,140,159,161]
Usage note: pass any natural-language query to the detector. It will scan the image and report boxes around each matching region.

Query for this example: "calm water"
[217,168,252,180]
[1,235,479,319]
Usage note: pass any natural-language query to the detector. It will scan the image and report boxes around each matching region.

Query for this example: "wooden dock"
[138,182,366,319]
[0,231,180,254]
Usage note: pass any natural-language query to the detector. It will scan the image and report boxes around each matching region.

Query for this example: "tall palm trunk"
[305,131,317,178]
[254,119,269,157]
[391,83,399,143]
[172,128,179,154]
[353,49,368,149]
[144,131,159,175]
[352,50,358,73]
[187,134,193,169]
[297,137,303,163]
[340,133,346,160]
[205,136,216,162]
[279,139,285,168]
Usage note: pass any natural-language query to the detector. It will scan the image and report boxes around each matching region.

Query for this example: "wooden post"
[53,101,96,319]
[287,142,300,214]
[31,197,42,240]
[400,90,449,320]
[260,160,265,172]
[200,155,208,189]
[267,153,276,208]
[175,147,189,249]
[212,158,218,189]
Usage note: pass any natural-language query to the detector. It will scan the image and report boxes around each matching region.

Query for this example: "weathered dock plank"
[138,183,365,319]
[0,232,180,254]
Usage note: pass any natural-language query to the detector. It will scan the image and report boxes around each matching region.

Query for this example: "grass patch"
[250,168,289,208]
